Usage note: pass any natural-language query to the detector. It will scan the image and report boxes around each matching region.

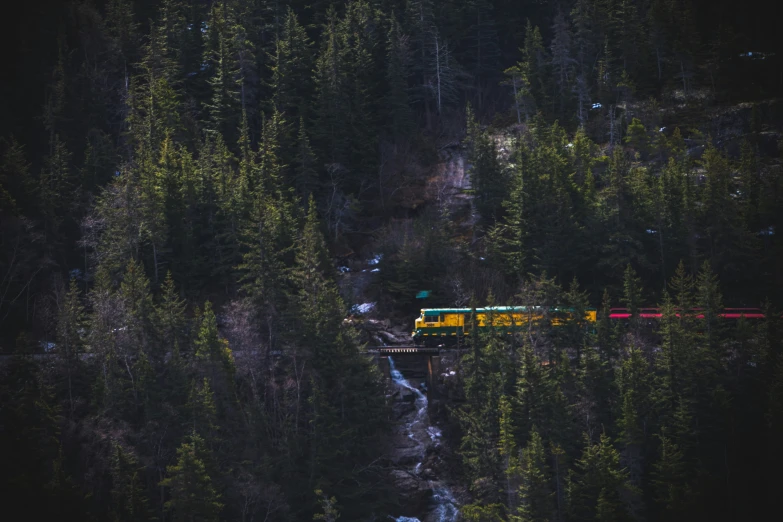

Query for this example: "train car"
[412,306,598,347]
[412,305,768,347]
[609,307,765,320]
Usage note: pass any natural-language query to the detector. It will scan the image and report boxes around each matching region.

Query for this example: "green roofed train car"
[412,306,597,347]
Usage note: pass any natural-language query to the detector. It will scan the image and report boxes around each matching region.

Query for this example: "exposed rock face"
[390,469,433,514]
[348,317,413,346]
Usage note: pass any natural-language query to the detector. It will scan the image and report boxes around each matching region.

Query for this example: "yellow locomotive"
[412,306,597,347]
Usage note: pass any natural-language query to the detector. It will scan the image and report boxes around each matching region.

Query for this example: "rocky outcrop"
[390,469,433,515]
[348,317,413,346]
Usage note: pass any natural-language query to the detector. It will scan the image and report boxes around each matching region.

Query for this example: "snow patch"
[350,302,376,315]
[368,254,383,265]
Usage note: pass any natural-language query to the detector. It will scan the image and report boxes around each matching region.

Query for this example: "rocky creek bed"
[386,357,460,522]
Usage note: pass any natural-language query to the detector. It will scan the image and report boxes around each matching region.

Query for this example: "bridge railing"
[373,346,440,355]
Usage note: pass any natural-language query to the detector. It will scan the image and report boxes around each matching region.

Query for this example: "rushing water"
[388,357,459,522]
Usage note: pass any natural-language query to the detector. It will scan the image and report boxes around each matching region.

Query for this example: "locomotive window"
[425,315,438,323]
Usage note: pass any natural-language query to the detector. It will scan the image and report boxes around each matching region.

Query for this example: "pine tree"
[291,195,342,351]
[105,0,140,64]
[624,118,648,158]
[385,16,414,139]
[292,196,385,505]
[695,260,723,354]
[120,258,154,353]
[270,7,313,126]
[651,430,690,520]
[127,0,184,155]
[56,279,86,415]
[405,0,436,126]
[522,21,547,117]
[160,434,223,522]
[195,301,234,378]
[550,9,574,120]
[188,377,218,440]
[499,394,520,510]
[109,443,153,522]
[515,428,553,522]
[739,139,760,232]
[293,118,319,200]
[567,434,631,521]
[616,346,654,493]
[514,340,550,445]
[469,128,505,226]
[463,0,500,111]
[154,271,187,359]
[597,291,618,361]
[0,343,63,518]
[202,0,241,142]
[622,264,643,333]
[313,7,349,166]
[0,137,35,215]
[39,134,75,239]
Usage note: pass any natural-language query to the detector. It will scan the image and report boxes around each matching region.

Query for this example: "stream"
[388,357,459,522]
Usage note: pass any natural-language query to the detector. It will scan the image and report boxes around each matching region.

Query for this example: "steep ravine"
[387,357,459,522]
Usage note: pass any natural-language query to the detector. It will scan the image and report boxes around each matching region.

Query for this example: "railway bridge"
[367,346,444,397]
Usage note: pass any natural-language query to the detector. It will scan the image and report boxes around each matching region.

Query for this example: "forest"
[0,0,782,521]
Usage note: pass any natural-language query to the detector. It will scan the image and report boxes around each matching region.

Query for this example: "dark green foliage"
[160,433,223,522]
[2,1,782,521]
[109,443,154,522]
[516,428,554,522]
[566,434,631,522]
[468,119,506,226]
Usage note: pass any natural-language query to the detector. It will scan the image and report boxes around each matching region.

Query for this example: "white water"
[388,357,459,522]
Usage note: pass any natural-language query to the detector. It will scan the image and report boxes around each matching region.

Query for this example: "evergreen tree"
[120,258,154,354]
[521,21,547,117]
[597,289,619,361]
[202,0,241,142]
[739,139,760,231]
[195,300,234,380]
[56,278,86,415]
[621,264,642,333]
[154,271,187,358]
[651,430,690,520]
[160,433,223,522]
[550,9,574,120]
[514,428,553,522]
[293,117,319,200]
[39,134,75,240]
[292,196,385,508]
[462,0,501,111]
[110,443,154,522]
[499,394,520,510]
[469,127,505,226]
[567,434,632,521]
[270,7,313,127]
[385,16,414,139]
[313,6,349,167]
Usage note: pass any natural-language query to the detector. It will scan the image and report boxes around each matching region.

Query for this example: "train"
[411,306,596,347]
[412,306,766,347]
